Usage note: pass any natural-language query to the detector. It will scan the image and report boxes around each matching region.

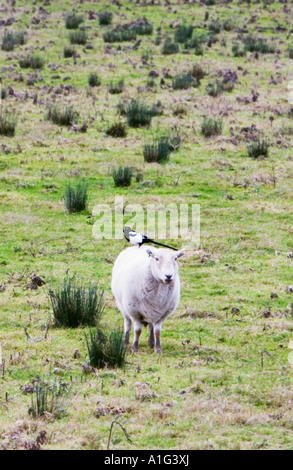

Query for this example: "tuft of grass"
[1,87,7,100]
[0,108,18,136]
[209,20,221,34]
[103,28,136,43]
[63,46,76,58]
[88,72,101,87]
[65,13,84,30]
[192,62,206,80]
[174,24,193,44]
[126,99,153,128]
[29,379,67,419]
[223,19,234,31]
[19,55,45,70]
[108,79,124,95]
[130,21,153,35]
[49,277,104,328]
[243,35,275,54]
[85,327,126,369]
[172,72,199,90]
[69,30,88,45]
[201,117,223,137]
[106,121,127,138]
[172,103,188,116]
[247,139,269,159]
[161,40,179,55]
[143,137,170,164]
[64,180,88,213]
[46,104,79,126]
[98,11,113,25]
[113,166,132,187]
[1,31,26,51]
[232,42,246,57]
[206,80,224,97]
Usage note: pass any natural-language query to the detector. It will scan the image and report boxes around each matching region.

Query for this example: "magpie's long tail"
[142,238,178,251]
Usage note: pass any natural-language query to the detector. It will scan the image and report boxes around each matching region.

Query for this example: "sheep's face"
[147,248,185,284]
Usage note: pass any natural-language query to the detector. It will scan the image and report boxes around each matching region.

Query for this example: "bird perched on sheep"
[111,245,185,354]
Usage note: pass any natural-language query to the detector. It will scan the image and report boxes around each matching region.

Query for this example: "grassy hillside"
[0,0,293,450]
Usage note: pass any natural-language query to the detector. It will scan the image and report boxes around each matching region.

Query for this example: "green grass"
[0,0,293,451]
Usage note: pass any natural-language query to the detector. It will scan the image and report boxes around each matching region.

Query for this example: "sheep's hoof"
[131,345,139,353]
[154,348,162,354]
[148,341,154,348]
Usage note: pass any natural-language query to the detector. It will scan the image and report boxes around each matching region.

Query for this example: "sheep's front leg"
[123,316,132,347]
[148,323,154,348]
[131,320,142,352]
[154,323,163,354]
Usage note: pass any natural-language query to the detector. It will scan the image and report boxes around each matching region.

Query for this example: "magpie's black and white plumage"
[123,226,178,251]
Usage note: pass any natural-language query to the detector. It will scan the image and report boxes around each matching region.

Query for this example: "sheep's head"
[146,248,185,284]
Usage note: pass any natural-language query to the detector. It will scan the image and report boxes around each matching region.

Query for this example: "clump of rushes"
[288,48,293,59]
[192,62,206,80]
[103,29,136,43]
[223,19,234,31]
[1,31,26,51]
[64,180,88,213]
[1,87,7,100]
[201,117,223,137]
[126,99,153,128]
[106,122,127,138]
[174,24,193,44]
[143,137,170,164]
[69,30,88,45]
[98,11,113,25]
[29,379,67,419]
[49,277,104,328]
[205,80,223,97]
[65,13,84,30]
[47,104,79,126]
[161,40,179,55]
[192,38,205,56]
[172,103,188,116]
[64,46,76,58]
[113,166,132,187]
[108,79,124,94]
[116,99,127,116]
[88,72,101,87]
[208,20,221,34]
[0,108,18,136]
[19,55,44,70]
[247,139,269,159]
[232,43,246,57]
[185,34,206,49]
[85,327,126,369]
[131,21,153,35]
[243,35,275,54]
[172,72,199,90]
[150,102,164,117]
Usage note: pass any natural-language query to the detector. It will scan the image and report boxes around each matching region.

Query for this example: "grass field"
[0,0,293,450]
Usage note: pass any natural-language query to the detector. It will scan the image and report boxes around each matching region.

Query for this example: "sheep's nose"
[165,274,173,281]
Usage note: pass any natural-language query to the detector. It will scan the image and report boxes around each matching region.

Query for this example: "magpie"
[123,226,178,251]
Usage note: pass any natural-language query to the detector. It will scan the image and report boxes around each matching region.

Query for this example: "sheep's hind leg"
[131,320,142,352]
[123,316,132,347]
[154,323,163,354]
[148,323,154,348]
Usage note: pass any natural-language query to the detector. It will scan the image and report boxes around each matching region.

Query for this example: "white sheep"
[111,245,185,353]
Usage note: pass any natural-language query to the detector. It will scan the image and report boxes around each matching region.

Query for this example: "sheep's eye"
[155,257,159,262]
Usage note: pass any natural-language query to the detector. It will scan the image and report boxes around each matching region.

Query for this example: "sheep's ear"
[146,248,154,258]
[175,250,185,259]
